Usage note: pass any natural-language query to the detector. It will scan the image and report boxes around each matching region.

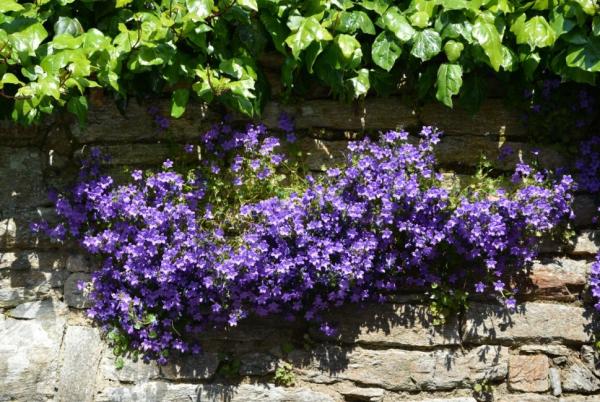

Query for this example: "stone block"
[57,326,103,402]
[64,272,92,309]
[571,230,600,255]
[0,147,47,210]
[527,258,589,301]
[100,352,161,384]
[159,352,220,380]
[561,358,600,393]
[508,354,549,392]
[239,352,277,376]
[8,299,68,319]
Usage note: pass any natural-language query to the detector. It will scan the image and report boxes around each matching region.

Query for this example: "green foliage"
[1,0,600,123]
[273,362,295,387]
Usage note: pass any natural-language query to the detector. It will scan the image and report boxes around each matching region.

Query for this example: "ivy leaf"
[361,0,392,15]
[511,15,557,49]
[186,0,214,22]
[472,18,503,71]
[67,95,88,126]
[336,34,361,61]
[8,23,48,55]
[382,7,415,42]
[54,17,84,37]
[115,0,133,7]
[411,29,442,61]
[372,31,402,71]
[435,63,462,107]
[348,68,370,97]
[237,0,258,11]
[0,0,24,12]
[566,36,600,72]
[285,17,333,59]
[337,11,376,35]
[170,88,190,118]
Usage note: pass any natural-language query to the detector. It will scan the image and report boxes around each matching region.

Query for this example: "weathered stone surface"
[71,101,218,143]
[463,303,594,345]
[0,251,65,271]
[496,395,557,402]
[239,352,277,376]
[0,316,66,401]
[64,272,92,308]
[8,299,68,319]
[95,382,336,402]
[571,230,600,255]
[0,147,47,210]
[262,98,418,131]
[0,208,61,250]
[0,119,43,146]
[402,398,477,402]
[100,352,161,384]
[580,345,600,377]
[508,355,549,392]
[57,326,103,402]
[159,352,220,380]
[338,386,384,401]
[561,358,600,393]
[550,367,562,396]
[313,303,460,348]
[573,196,598,228]
[520,344,572,357]
[420,99,526,138]
[297,137,348,171]
[0,268,66,308]
[66,254,96,273]
[291,345,508,391]
[527,259,589,301]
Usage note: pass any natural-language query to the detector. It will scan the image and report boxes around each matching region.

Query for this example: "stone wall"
[1,94,600,402]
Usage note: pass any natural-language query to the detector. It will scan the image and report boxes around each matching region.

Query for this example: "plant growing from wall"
[1,0,600,124]
[37,118,575,364]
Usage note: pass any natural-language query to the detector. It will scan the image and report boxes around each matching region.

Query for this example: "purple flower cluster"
[45,124,574,364]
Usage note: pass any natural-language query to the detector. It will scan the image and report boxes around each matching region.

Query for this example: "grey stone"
[8,299,68,319]
[580,345,600,377]
[66,254,95,273]
[57,326,103,402]
[100,352,161,384]
[0,251,66,271]
[159,352,220,380]
[497,395,557,402]
[463,303,594,345]
[527,258,589,301]
[561,358,600,393]
[550,367,562,396]
[291,345,508,391]
[313,303,460,348]
[0,267,67,307]
[95,382,335,402]
[0,147,47,210]
[573,196,598,228]
[339,386,384,401]
[571,230,600,255]
[403,399,477,402]
[0,316,66,401]
[520,344,572,357]
[239,352,277,376]
[64,272,92,309]
[0,208,60,250]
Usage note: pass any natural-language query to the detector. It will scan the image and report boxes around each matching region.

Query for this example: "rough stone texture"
[57,326,103,402]
[573,196,598,228]
[100,352,161,384]
[339,386,385,401]
[463,303,594,345]
[527,259,589,301]
[550,367,562,396]
[571,230,600,255]
[508,355,549,392]
[496,395,557,402]
[66,254,95,273]
[0,251,66,271]
[64,272,92,308]
[291,345,508,391]
[313,303,460,348]
[159,352,220,380]
[239,352,278,376]
[96,383,336,402]
[0,208,60,250]
[0,147,47,210]
[8,299,68,319]
[520,344,572,357]
[561,358,600,393]
[0,315,66,401]
[580,345,600,377]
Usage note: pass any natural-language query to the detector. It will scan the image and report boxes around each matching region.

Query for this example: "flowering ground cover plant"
[41,120,575,365]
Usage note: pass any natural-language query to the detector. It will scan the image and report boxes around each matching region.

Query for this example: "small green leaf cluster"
[1,0,600,123]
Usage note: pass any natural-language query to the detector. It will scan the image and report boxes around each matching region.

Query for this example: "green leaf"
[337,11,376,34]
[8,23,49,55]
[0,73,23,88]
[237,0,258,11]
[438,0,469,11]
[566,36,600,72]
[170,88,190,118]
[0,0,24,12]
[361,0,392,15]
[410,29,442,61]
[410,11,430,29]
[511,15,557,49]
[114,356,125,370]
[54,17,84,37]
[348,68,370,97]
[335,34,361,60]
[372,31,402,71]
[443,40,464,62]
[472,18,503,71]
[435,63,462,107]
[67,95,88,126]
[186,0,214,22]
[593,16,600,36]
[382,7,416,42]
[285,17,333,59]
[116,0,133,7]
